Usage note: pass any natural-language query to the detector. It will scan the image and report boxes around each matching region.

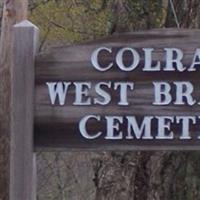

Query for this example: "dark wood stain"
[34,29,200,150]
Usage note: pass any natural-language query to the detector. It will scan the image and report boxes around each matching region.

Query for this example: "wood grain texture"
[10,21,39,200]
[35,29,200,150]
[0,1,28,199]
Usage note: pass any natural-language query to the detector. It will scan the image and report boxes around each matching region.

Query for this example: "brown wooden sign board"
[34,29,200,150]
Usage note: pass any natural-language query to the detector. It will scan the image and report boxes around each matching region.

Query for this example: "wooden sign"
[34,29,200,150]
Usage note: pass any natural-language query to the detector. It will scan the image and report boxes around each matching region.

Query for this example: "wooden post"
[10,20,39,200]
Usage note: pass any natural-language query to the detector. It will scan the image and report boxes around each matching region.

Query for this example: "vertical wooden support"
[10,20,39,200]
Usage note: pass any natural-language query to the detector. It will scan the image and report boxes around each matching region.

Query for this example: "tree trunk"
[92,1,200,200]
[0,0,27,199]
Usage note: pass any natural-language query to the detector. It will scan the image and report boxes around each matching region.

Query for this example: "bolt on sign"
[34,29,200,150]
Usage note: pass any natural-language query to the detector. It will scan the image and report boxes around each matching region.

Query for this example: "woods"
[1,0,200,200]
